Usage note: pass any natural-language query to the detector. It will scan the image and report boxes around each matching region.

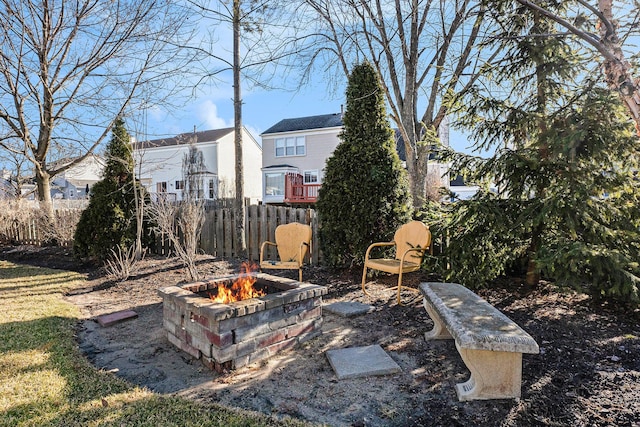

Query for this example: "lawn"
[0,260,309,427]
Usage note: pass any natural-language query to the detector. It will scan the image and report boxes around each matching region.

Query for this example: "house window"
[304,170,319,184]
[208,178,216,199]
[157,182,167,193]
[175,180,184,190]
[275,137,305,157]
[197,179,204,199]
[265,172,285,196]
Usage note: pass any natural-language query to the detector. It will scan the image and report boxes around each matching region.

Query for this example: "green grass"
[0,261,311,427]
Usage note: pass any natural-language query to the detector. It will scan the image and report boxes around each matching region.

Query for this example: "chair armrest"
[260,240,277,263]
[398,246,427,268]
[364,241,395,262]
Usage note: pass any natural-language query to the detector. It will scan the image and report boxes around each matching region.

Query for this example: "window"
[304,170,319,184]
[275,136,305,157]
[208,178,216,199]
[265,172,285,196]
[196,179,204,199]
[175,180,184,190]
[157,182,167,193]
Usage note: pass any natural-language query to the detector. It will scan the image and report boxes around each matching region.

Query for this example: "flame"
[209,262,265,304]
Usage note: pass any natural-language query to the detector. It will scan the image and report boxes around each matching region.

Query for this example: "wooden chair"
[361,221,431,304]
[260,222,312,282]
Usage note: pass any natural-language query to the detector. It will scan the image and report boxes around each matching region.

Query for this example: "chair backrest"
[275,222,312,262]
[393,221,431,262]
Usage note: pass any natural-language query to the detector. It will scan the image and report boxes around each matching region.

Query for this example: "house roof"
[135,127,235,150]
[262,113,343,135]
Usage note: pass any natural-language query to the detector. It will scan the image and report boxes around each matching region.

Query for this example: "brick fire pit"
[158,273,328,371]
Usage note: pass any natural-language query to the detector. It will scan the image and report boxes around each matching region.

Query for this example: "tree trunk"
[35,166,54,218]
[526,12,549,287]
[597,0,640,136]
[516,0,640,135]
[233,0,246,258]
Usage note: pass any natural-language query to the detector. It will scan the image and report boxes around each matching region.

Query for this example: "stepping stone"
[326,344,401,379]
[97,309,138,327]
[323,301,374,317]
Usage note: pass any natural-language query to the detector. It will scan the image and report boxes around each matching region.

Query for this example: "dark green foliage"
[435,1,640,303]
[441,89,640,302]
[74,117,152,261]
[316,62,411,266]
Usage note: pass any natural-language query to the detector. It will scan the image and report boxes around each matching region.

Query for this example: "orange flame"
[209,262,265,304]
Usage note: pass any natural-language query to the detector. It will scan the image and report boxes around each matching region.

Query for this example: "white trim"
[261,126,342,138]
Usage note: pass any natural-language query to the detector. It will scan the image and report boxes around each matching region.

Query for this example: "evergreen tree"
[74,117,152,261]
[317,62,411,267]
[439,2,640,302]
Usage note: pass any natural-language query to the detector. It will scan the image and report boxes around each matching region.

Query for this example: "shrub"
[316,62,411,266]
[74,117,152,261]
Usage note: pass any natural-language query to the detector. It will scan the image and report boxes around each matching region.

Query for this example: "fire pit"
[158,271,328,371]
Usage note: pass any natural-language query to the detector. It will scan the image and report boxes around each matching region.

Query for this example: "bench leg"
[454,341,523,401]
[422,298,452,340]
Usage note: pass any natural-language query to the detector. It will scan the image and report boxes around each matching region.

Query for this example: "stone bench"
[419,282,539,401]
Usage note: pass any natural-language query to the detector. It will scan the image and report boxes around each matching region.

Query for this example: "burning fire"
[209,262,265,304]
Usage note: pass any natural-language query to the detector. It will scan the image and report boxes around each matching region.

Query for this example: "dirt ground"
[2,245,640,427]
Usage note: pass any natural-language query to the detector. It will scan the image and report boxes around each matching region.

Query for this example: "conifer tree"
[317,62,411,266]
[74,117,152,261]
[440,1,640,302]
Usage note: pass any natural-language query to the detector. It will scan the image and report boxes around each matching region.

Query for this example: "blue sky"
[139,69,477,155]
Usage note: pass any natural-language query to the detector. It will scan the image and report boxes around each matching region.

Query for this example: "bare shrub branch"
[105,245,141,282]
[149,197,205,282]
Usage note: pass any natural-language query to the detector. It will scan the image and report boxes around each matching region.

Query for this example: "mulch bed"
[2,245,639,426]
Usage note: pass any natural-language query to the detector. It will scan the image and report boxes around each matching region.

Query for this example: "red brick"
[257,330,287,349]
[205,330,234,347]
[287,320,317,338]
[96,310,138,327]
[190,312,209,328]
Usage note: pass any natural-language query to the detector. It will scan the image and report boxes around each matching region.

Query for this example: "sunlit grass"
[0,261,312,427]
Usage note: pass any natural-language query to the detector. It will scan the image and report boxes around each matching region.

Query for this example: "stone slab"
[326,345,401,379]
[97,309,138,327]
[323,301,374,317]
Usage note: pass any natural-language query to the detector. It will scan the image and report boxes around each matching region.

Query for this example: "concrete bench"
[419,282,539,401]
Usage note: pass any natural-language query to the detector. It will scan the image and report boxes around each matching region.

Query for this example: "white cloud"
[197,100,232,130]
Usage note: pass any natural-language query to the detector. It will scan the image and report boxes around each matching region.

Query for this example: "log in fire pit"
[158,270,328,371]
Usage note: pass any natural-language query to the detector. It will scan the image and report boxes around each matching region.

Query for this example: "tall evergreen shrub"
[316,62,411,266]
[74,117,152,261]
[438,2,640,302]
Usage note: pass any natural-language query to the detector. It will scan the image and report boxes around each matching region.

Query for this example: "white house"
[134,127,262,203]
[51,154,105,199]
[0,155,104,201]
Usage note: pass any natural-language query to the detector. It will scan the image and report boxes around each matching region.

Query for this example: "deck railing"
[284,173,320,203]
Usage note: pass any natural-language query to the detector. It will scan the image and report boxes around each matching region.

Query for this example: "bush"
[316,62,411,266]
[73,117,153,261]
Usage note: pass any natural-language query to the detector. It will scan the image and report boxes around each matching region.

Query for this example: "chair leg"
[361,266,371,296]
[396,270,404,305]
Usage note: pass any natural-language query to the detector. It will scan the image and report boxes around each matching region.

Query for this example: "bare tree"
[0,0,197,217]
[514,0,640,135]
[188,0,293,257]
[0,138,29,198]
[292,0,496,207]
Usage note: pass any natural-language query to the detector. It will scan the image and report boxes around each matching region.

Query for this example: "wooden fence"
[0,209,81,247]
[2,204,450,269]
[152,205,320,263]
[2,204,319,262]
